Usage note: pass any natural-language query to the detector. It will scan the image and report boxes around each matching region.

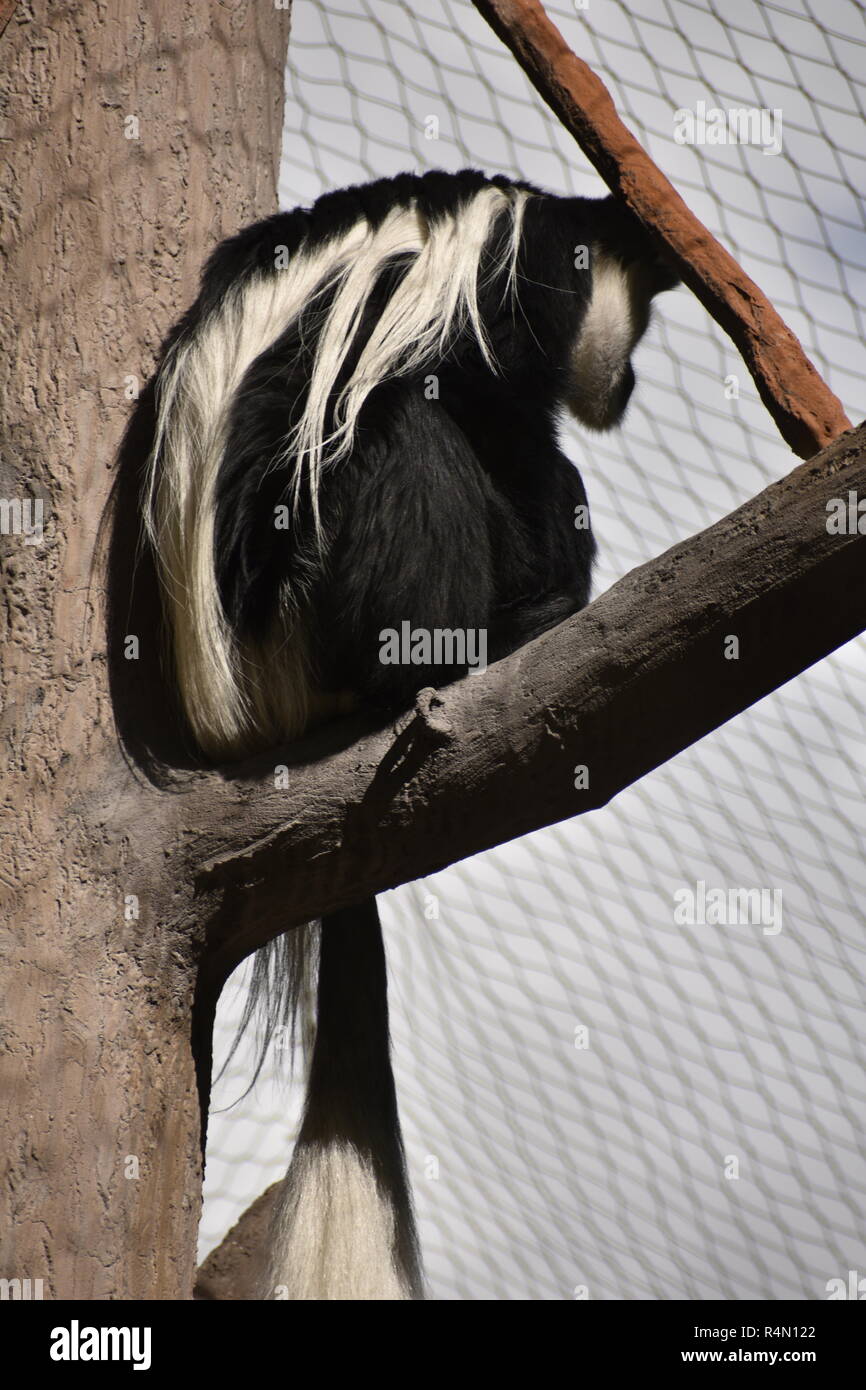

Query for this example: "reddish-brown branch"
[472,0,851,458]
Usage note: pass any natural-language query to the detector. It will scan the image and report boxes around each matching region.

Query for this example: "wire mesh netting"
[199,0,866,1299]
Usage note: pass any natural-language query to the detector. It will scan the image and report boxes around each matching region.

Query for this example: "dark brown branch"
[154,424,866,995]
[471,0,851,458]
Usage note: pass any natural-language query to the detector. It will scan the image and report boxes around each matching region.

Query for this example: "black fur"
[147,169,678,1298]
[207,170,673,697]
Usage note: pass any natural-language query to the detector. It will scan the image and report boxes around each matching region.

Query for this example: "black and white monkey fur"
[144,169,678,1299]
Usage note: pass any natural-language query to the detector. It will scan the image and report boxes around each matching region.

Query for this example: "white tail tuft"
[264,1142,414,1300]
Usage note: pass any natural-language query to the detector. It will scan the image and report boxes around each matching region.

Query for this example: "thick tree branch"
[471,0,851,458]
[146,424,866,995]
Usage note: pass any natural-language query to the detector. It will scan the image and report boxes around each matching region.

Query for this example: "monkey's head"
[562,198,679,432]
[495,187,679,433]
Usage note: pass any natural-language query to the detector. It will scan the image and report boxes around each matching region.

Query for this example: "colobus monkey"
[144,169,678,1300]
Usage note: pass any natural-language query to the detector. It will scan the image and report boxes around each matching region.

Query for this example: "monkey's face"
[564,244,678,432]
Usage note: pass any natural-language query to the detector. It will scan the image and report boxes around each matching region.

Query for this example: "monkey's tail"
[263,899,423,1300]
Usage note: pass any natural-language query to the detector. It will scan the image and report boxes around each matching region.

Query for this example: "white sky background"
[200,0,866,1299]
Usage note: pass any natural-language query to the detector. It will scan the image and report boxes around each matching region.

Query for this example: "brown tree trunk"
[0,1,291,1300]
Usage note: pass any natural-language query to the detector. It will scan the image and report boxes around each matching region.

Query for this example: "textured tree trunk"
[0,0,291,1301]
